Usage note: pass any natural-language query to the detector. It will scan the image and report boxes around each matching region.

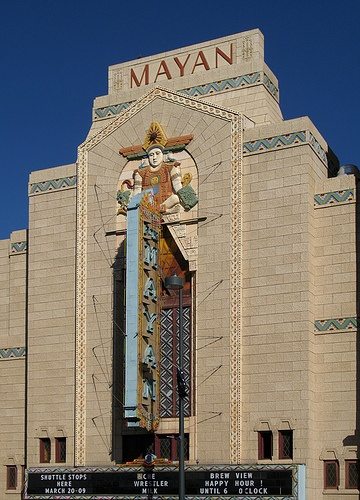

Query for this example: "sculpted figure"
[133,145,182,213]
[118,122,198,214]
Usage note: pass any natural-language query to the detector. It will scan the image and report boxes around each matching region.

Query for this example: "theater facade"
[0,29,358,500]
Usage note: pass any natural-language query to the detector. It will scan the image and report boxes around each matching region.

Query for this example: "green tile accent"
[315,317,357,332]
[10,241,27,254]
[29,176,77,195]
[0,347,26,360]
[314,189,354,206]
[243,130,328,166]
[243,131,306,153]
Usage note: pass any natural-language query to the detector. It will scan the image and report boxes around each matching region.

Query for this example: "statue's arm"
[170,164,182,193]
[133,170,142,195]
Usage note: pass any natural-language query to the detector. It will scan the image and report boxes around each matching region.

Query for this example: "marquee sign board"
[25,465,298,499]
[124,192,161,430]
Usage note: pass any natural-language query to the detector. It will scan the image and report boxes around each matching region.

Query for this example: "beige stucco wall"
[26,164,77,467]
[0,230,27,498]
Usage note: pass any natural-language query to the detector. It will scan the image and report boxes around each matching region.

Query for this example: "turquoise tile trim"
[244,130,328,166]
[243,131,306,153]
[263,73,279,99]
[29,176,77,195]
[93,72,279,120]
[314,189,354,207]
[10,241,27,254]
[308,132,327,163]
[0,347,26,360]
[179,72,262,97]
[94,101,132,119]
[315,317,357,332]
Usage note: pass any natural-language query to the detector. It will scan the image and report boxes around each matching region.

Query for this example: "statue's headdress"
[142,122,167,152]
[119,122,193,160]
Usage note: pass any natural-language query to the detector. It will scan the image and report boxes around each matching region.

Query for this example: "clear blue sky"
[1,0,359,239]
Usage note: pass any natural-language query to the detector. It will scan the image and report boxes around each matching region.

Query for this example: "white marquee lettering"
[143,378,156,400]
[144,223,158,241]
[143,305,157,334]
[143,278,157,302]
[143,345,157,369]
[144,242,158,268]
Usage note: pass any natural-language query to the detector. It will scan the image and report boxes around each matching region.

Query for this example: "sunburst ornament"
[143,122,168,151]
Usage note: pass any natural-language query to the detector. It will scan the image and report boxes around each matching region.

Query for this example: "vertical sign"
[124,192,161,431]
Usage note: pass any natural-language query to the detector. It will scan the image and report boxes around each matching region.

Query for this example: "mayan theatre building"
[1,29,359,500]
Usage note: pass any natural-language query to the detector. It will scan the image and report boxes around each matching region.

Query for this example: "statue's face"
[148,147,163,167]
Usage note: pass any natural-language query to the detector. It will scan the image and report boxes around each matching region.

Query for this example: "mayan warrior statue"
[118,122,198,214]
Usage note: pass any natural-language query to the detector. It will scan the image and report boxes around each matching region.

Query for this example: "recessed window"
[324,460,339,489]
[40,438,51,463]
[55,437,66,463]
[258,431,273,460]
[6,465,17,490]
[345,460,359,489]
[279,430,293,459]
[155,434,189,461]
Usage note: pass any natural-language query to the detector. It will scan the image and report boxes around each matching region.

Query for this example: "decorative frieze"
[94,102,131,119]
[314,189,354,207]
[315,317,357,333]
[244,130,327,166]
[308,131,327,164]
[0,347,26,360]
[10,241,27,254]
[29,176,77,195]
[243,131,306,154]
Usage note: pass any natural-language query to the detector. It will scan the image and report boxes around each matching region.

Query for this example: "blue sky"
[1,0,359,239]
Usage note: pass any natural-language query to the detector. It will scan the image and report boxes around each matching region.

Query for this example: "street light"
[164,274,186,500]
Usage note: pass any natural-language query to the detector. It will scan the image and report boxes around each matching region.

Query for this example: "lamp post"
[164,274,186,500]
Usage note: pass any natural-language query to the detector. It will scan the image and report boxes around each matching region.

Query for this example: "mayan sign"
[124,194,161,431]
[129,42,234,88]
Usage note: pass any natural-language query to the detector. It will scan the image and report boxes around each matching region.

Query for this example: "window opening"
[279,430,293,459]
[324,460,339,489]
[155,434,189,461]
[55,437,66,463]
[258,431,273,460]
[40,438,51,463]
[345,460,359,489]
[6,465,17,490]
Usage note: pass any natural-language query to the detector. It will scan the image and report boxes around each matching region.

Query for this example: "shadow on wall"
[341,166,360,463]
[112,240,126,463]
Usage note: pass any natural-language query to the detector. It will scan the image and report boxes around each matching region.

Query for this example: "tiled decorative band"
[29,176,77,195]
[93,72,279,120]
[10,241,27,254]
[179,72,278,99]
[244,130,327,166]
[0,347,26,360]
[94,101,132,119]
[314,189,354,207]
[315,317,357,333]
[244,131,306,153]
